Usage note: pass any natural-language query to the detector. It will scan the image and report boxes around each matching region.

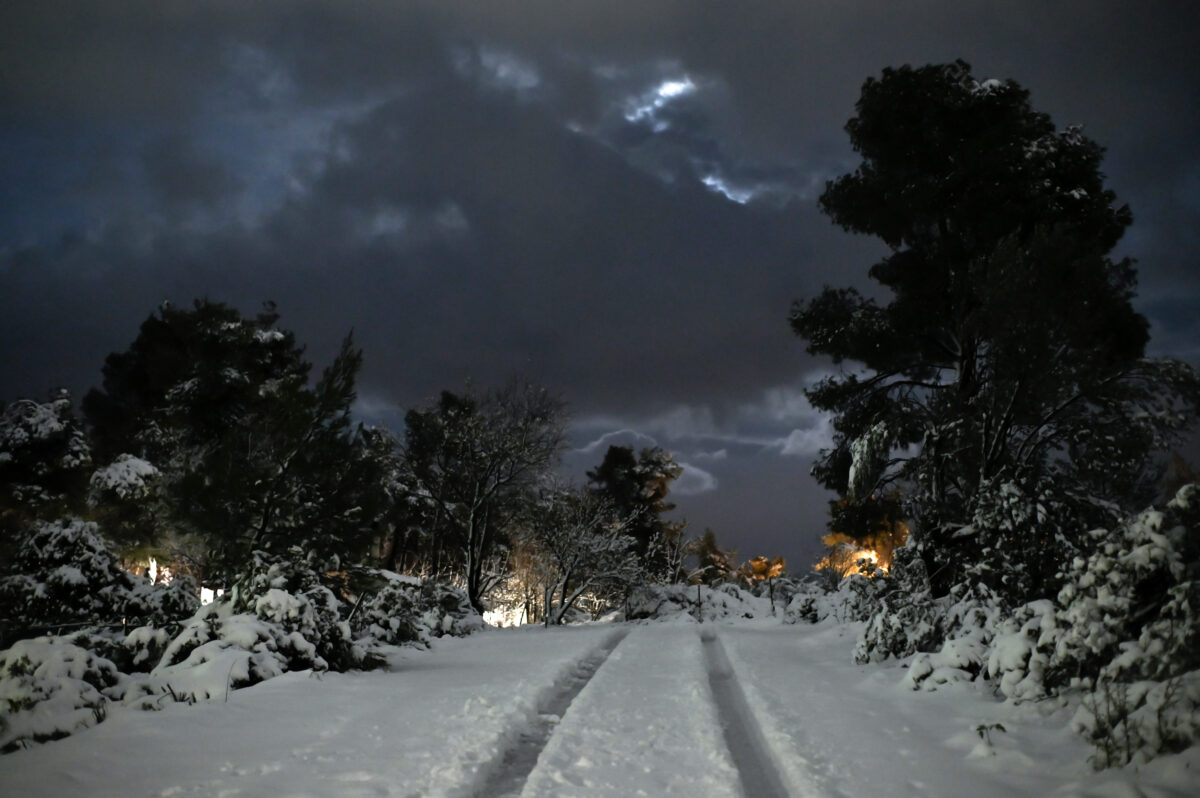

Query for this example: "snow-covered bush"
[146,603,304,702]
[0,517,198,646]
[853,547,945,663]
[139,573,201,629]
[1053,485,1200,767]
[954,479,1050,604]
[0,518,150,639]
[879,485,1200,767]
[229,550,360,673]
[1077,672,1200,768]
[984,599,1059,701]
[1046,486,1197,691]
[0,637,121,752]
[349,569,482,647]
[783,575,872,624]
[119,625,173,673]
[903,584,1004,690]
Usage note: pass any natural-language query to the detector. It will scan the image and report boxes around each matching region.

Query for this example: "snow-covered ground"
[2,619,1197,797]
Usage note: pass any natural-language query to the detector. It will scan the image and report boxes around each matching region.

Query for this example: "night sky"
[3,1,1198,570]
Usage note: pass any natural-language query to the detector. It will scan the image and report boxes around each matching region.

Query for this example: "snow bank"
[722,623,1200,798]
[626,580,806,623]
[0,626,616,798]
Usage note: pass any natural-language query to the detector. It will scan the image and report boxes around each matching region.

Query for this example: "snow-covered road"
[1,621,1196,797]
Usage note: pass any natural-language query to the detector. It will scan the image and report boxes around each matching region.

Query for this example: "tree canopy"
[791,61,1199,599]
[587,445,685,580]
[82,300,390,584]
[397,383,566,613]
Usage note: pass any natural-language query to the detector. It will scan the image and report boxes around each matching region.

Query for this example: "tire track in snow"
[465,627,630,798]
[701,627,792,798]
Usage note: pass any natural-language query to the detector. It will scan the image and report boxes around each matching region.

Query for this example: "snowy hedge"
[842,484,1200,768]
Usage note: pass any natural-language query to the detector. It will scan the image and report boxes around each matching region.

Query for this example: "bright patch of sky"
[623,75,697,132]
[358,205,409,239]
[700,173,757,204]
[351,393,406,428]
[571,380,835,463]
[574,427,662,456]
[352,201,472,249]
[674,460,719,495]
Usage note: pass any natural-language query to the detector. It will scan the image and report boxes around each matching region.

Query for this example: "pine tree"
[587,445,685,580]
[790,61,1199,600]
[83,300,390,584]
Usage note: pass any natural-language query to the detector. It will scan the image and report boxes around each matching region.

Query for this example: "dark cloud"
[2,1,1198,569]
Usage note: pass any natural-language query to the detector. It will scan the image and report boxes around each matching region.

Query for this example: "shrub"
[0,638,122,752]
[349,570,482,647]
[853,548,945,663]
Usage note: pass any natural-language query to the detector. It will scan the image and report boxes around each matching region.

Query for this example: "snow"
[523,624,739,797]
[719,622,1199,798]
[89,454,159,500]
[2,619,1198,796]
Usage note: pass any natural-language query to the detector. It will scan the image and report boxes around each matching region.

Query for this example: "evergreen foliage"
[82,300,391,584]
[587,445,685,581]
[790,61,1200,600]
[693,528,736,585]
[0,392,91,555]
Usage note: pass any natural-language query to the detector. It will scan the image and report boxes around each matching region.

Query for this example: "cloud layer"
[3,1,1198,567]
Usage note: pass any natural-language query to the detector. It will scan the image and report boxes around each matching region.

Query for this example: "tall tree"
[83,300,390,583]
[399,383,565,613]
[587,445,685,580]
[790,61,1199,600]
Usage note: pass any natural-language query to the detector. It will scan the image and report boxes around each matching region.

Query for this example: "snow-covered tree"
[0,518,196,647]
[82,300,391,585]
[0,390,91,528]
[790,60,1200,601]
[398,383,566,613]
[517,484,642,626]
